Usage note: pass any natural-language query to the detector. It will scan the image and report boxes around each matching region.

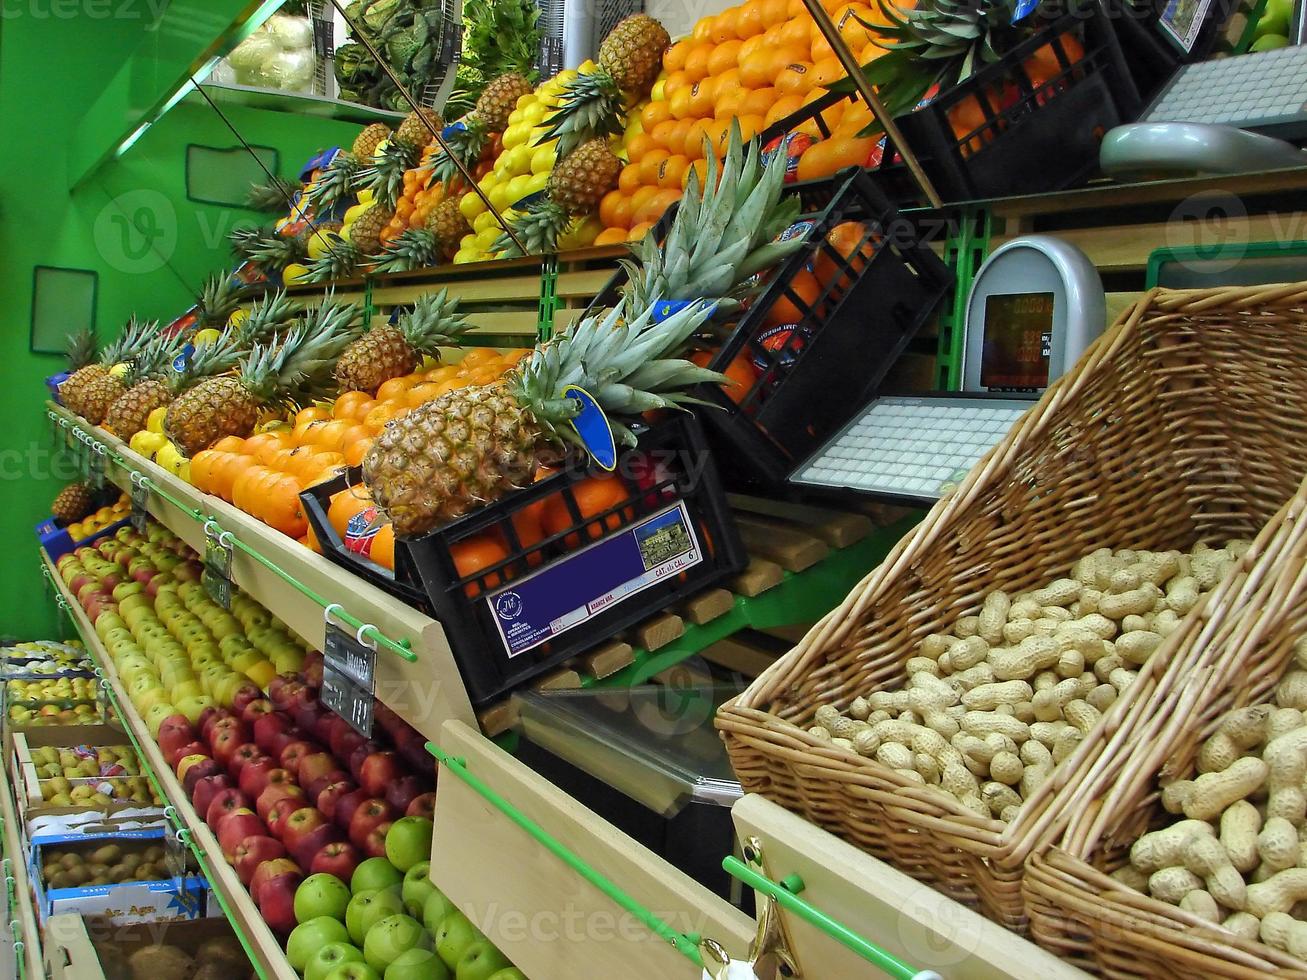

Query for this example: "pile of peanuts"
[808,540,1249,822]
[1114,638,1307,953]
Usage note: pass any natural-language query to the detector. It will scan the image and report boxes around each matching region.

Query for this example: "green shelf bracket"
[936,208,992,391]
[723,856,939,980]
[538,255,560,341]
[428,742,714,968]
[585,514,922,689]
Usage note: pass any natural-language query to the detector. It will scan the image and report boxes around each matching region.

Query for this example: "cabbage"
[264,14,314,50]
[262,48,316,91]
[228,32,277,73]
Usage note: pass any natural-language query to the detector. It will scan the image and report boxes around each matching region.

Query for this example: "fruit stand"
[12,0,1307,977]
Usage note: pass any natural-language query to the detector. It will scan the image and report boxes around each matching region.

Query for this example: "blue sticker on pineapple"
[172,344,194,373]
[563,385,616,471]
[651,299,720,323]
[1011,0,1038,21]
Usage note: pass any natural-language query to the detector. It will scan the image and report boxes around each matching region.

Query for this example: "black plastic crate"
[302,414,745,706]
[758,4,1140,205]
[589,168,951,483]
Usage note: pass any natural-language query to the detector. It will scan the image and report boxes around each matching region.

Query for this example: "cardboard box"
[30,829,217,927]
[44,914,250,980]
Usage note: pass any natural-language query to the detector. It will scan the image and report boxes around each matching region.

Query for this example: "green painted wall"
[0,10,360,639]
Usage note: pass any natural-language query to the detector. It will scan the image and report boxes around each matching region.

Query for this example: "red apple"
[216,809,266,857]
[180,757,221,795]
[315,779,357,821]
[252,712,290,753]
[348,799,394,850]
[210,728,246,769]
[305,769,349,802]
[334,788,372,831]
[359,752,405,797]
[288,822,344,872]
[172,560,201,582]
[205,788,251,831]
[266,796,307,838]
[231,683,263,714]
[190,774,232,818]
[278,740,317,774]
[257,783,306,823]
[291,695,327,732]
[297,752,339,789]
[157,715,197,761]
[384,775,431,814]
[266,675,294,707]
[167,740,207,768]
[362,821,393,859]
[228,743,265,778]
[203,712,243,746]
[253,858,302,934]
[308,841,360,880]
[281,805,326,847]
[232,836,285,885]
[242,698,275,726]
[238,757,278,799]
[406,792,437,821]
[268,726,307,760]
[331,723,368,763]
[308,709,336,744]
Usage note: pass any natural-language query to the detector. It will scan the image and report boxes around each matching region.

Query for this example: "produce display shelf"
[47,402,477,742]
[428,720,755,980]
[40,549,297,980]
[195,83,406,124]
[0,747,44,980]
[728,795,1090,980]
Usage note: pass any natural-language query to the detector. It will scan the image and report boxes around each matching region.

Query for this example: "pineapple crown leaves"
[621,125,804,311]
[246,176,301,212]
[230,226,265,261]
[513,299,728,448]
[397,289,473,353]
[168,330,245,396]
[195,274,242,330]
[492,200,569,258]
[306,234,363,283]
[239,295,365,405]
[120,326,179,386]
[238,289,301,346]
[305,152,362,209]
[543,73,626,159]
[423,115,487,187]
[359,139,422,209]
[101,316,154,367]
[64,328,97,371]
[370,228,442,273]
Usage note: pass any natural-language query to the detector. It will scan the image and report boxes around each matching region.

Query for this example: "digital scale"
[791,235,1106,503]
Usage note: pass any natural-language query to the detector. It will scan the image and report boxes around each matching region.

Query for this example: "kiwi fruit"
[88,861,110,876]
[195,936,247,969]
[92,844,123,865]
[120,852,143,871]
[127,944,194,980]
[89,874,111,886]
[144,846,164,862]
[107,863,128,882]
[59,852,81,870]
[191,963,226,980]
[48,870,72,888]
[64,865,89,885]
[93,943,130,980]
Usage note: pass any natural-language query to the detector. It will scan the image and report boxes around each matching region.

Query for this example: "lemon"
[651,80,666,102]
[487,184,511,213]
[505,173,533,204]
[556,69,579,85]
[501,125,527,150]
[530,143,558,174]
[283,263,311,285]
[356,188,375,205]
[453,248,483,264]
[475,227,501,248]
[129,431,166,458]
[344,203,370,224]
[507,108,524,127]
[527,125,554,148]
[226,308,249,329]
[459,191,486,221]
[146,407,167,435]
[559,216,604,251]
[479,170,501,189]
[155,442,184,475]
[578,59,597,74]
[524,172,550,196]
[177,461,191,484]
[522,102,547,126]
[516,93,536,110]
[473,210,499,234]
[193,328,222,346]
[505,143,534,175]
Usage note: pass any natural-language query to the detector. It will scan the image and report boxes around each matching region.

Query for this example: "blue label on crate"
[488,502,703,658]
[564,385,617,471]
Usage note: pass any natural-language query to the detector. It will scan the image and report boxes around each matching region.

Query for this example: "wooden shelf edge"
[1,748,45,980]
[47,402,477,741]
[41,550,298,980]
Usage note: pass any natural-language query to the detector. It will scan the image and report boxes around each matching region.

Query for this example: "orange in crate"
[692,349,761,405]
[451,534,511,596]
[813,220,877,284]
[796,133,877,181]
[764,267,823,327]
[543,475,636,549]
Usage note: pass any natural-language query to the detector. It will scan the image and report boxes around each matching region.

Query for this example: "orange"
[809,55,847,89]
[618,162,643,193]
[189,450,218,493]
[768,43,811,77]
[460,348,499,369]
[735,113,766,142]
[463,365,502,386]
[683,118,712,159]
[667,85,695,121]
[683,44,713,82]
[738,49,773,88]
[665,119,695,157]
[691,348,760,405]
[662,70,693,97]
[737,0,766,37]
[542,475,635,548]
[628,221,654,241]
[761,0,790,26]
[776,61,815,96]
[683,158,711,189]
[779,17,813,47]
[796,132,877,180]
[294,406,330,428]
[857,40,886,65]
[764,267,823,327]
[637,147,671,185]
[713,67,743,94]
[714,86,749,120]
[406,382,444,407]
[333,390,371,420]
[212,436,247,453]
[347,398,378,422]
[827,3,877,50]
[595,227,629,246]
[426,364,460,383]
[629,184,659,216]
[635,188,682,225]
[307,419,352,452]
[710,12,737,42]
[625,132,656,162]
[656,154,690,189]
[599,190,626,227]
[343,434,375,467]
[692,16,716,42]
[450,534,510,597]
[813,220,877,285]
[811,31,835,61]
[363,402,401,431]
[738,34,767,67]
[640,100,673,131]
[708,39,743,76]
[369,524,395,571]
[663,39,693,72]
[684,77,717,118]
[608,194,635,229]
[836,100,875,134]
[702,118,733,156]
[376,375,419,402]
[740,86,780,117]
[764,94,805,128]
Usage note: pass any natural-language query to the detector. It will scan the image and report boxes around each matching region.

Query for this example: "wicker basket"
[717,282,1307,930]
[1024,478,1307,978]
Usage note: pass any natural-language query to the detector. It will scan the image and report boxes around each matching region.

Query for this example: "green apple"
[401,862,437,917]
[296,873,353,923]
[384,947,450,980]
[1252,32,1290,49]
[288,917,351,971]
[384,816,433,873]
[434,912,483,971]
[1257,0,1293,36]
[306,943,365,980]
[455,941,511,980]
[364,914,431,972]
[353,857,403,895]
[422,890,458,937]
[486,971,526,980]
[346,889,406,945]
[323,964,380,980]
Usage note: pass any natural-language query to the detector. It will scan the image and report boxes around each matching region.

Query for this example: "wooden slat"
[579,640,635,680]
[730,558,784,597]
[736,515,830,572]
[680,588,735,625]
[534,667,582,690]
[555,268,621,298]
[700,630,789,678]
[372,275,543,305]
[630,612,684,651]
[476,700,520,738]
[729,495,874,549]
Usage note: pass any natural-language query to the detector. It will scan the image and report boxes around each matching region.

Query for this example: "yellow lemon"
[193,328,222,347]
[501,125,527,150]
[226,308,249,329]
[356,188,375,205]
[475,227,502,249]
[527,126,551,148]
[479,170,501,189]
[473,210,499,234]
[530,142,558,174]
[459,191,486,221]
[503,143,533,175]
[578,59,597,74]
[177,460,191,484]
[109,362,129,379]
[651,79,666,102]
[515,93,536,110]
[504,173,533,205]
[487,183,511,213]
[129,431,166,458]
[555,69,579,85]
[506,107,525,127]
[344,203,370,224]
[283,263,311,284]
[146,407,167,434]
[453,248,478,264]
[522,102,547,126]
[559,215,603,250]
[524,172,550,197]
[154,442,183,474]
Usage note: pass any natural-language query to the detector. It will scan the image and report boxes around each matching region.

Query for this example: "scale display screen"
[980,292,1054,391]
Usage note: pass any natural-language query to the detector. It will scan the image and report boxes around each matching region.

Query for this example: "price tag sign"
[164,829,188,879]
[131,479,150,533]
[321,663,374,737]
[324,622,376,694]
[204,531,234,610]
[88,447,105,491]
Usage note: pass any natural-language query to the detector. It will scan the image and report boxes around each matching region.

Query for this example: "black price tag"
[323,622,376,694]
[88,447,105,491]
[204,531,233,610]
[321,663,374,737]
[131,479,149,533]
[164,830,188,878]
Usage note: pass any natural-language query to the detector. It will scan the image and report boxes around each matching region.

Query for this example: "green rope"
[428,742,706,968]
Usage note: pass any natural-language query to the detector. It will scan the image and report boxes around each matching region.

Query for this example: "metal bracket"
[742,837,801,979]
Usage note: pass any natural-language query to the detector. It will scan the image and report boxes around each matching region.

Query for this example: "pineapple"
[165,297,364,456]
[335,289,471,394]
[60,317,153,423]
[477,73,535,132]
[51,483,94,525]
[365,110,442,208]
[427,116,488,188]
[362,298,723,536]
[58,328,100,399]
[494,139,621,255]
[396,108,442,148]
[306,152,362,210]
[245,177,299,212]
[545,15,670,157]
[353,123,392,161]
[194,275,242,332]
[372,200,470,272]
[102,329,183,437]
[230,227,307,271]
[621,126,804,313]
[306,204,394,282]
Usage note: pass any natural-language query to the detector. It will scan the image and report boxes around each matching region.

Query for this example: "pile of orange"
[595,0,892,244]
[188,347,529,544]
